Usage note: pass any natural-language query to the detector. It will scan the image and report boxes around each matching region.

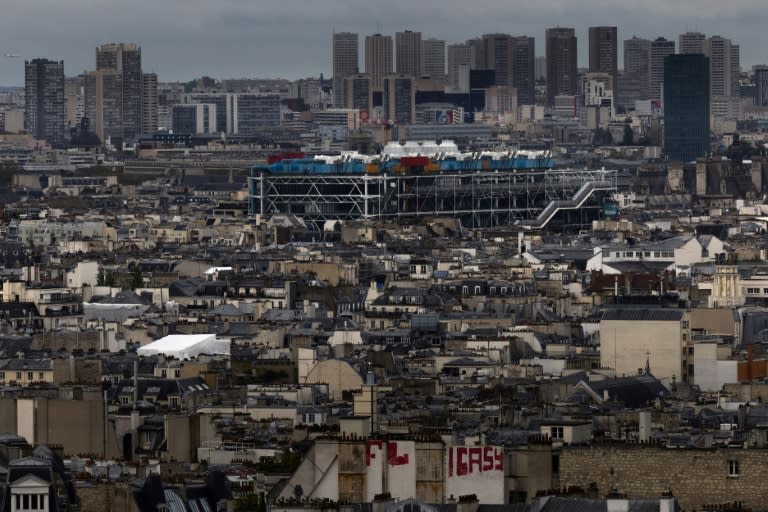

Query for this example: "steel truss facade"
[249,168,617,230]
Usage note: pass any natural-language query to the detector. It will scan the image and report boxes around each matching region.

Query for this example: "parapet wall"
[560,444,768,510]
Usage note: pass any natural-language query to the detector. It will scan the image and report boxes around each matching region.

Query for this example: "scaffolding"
[249,167,617,231]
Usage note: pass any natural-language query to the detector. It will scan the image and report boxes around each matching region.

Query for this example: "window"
[174,369,180,378]
[551,426,564,439]
[728,459,740,477]
[38,372,45,380]
[27,372,33,381]
[16,372,21,380]
[0,372,4,380]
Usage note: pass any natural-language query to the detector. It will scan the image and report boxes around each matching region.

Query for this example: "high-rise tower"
[447,43,472,90]
[664,54,710,162]
[704,36,739,97]
[511,36,536,105]
[589,26,618,85]
[623,36,651,105]
[679,32,706,54]
[396,30,422,78]
[482,33,512,86]
[755,66,768,107]
[332,32,359,107]
[421,38,446,82]
[96,43,142,142]
[141,73,158,134]
[650,37,675,100]
[546,27,578,105]
[365,34,392,91]
[24,59,65,146]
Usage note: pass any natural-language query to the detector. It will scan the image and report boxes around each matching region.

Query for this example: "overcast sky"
[1,0,766,85]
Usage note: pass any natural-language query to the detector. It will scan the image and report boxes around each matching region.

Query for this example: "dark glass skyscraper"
[546,28,577,105]
[511,36,536,105]
[755,66,768,107]
[589,27,618,82]
[664,54,710,162]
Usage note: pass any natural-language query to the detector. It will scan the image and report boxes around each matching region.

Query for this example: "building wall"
[35,399,110,456]
[560,445,768,510]
[77,482,139,512]
[689,308,738,337]
[507,443,553,502]
[445,445,504,503]
[693,342,738,391]
[281,439,508,504]
[17,398,35,444]
[304,360,364,400]
[0,398,17,433]
[600,318,684,381]
[165,414,198,463]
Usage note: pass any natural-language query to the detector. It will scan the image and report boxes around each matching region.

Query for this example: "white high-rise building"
[650,37,675,100]
[679,32,705,54]
[704,36,739,97]
[365,34,392,90]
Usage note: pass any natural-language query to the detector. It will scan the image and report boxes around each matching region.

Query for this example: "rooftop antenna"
[376,21,382,34]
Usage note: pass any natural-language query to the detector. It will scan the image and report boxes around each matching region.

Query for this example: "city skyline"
[0,0,767,85]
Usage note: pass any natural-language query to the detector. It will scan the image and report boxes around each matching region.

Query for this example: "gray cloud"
[1,0,766,85]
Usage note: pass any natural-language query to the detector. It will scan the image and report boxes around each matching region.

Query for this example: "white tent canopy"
[137,334,230,359]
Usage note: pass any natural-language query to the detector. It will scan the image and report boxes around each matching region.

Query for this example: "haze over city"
[1,0,767,84]
[6,0,768,511]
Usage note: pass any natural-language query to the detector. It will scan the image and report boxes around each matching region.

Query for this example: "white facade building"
[586,235,725,276]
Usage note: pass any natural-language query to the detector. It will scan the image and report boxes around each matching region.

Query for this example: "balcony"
[38,291,79,304]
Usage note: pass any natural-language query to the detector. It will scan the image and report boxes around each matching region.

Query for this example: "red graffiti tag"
[448,446,503,476]
[387,441,410,466]
[366,440,383,466]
